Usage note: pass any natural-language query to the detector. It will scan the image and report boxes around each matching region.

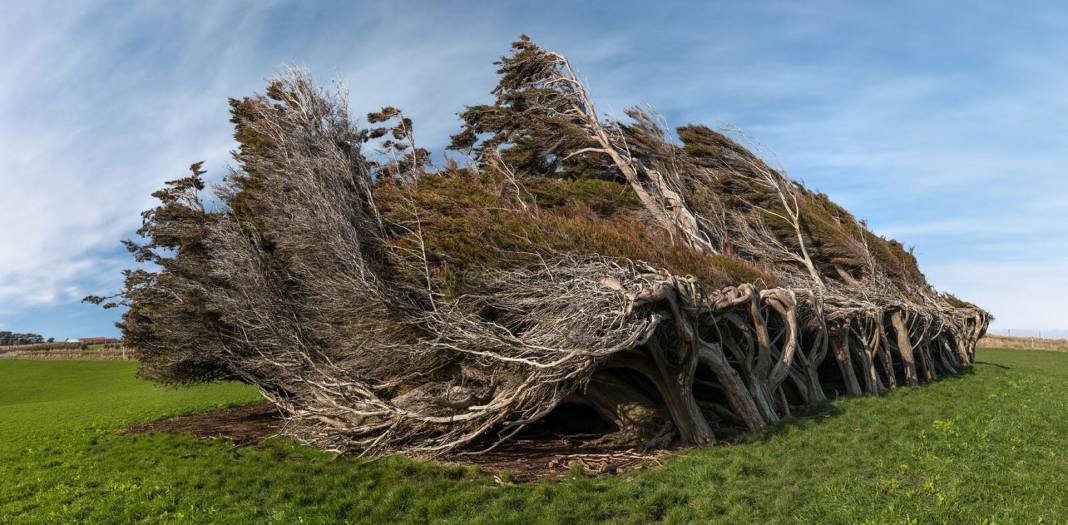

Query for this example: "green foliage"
[449,35,614,180]
[83,162,232,384]
[375,169,776,297]
[677,124,929,289]
[97,74,375,385]
[366,106,430,180]
[3,349,1066,523]
[0,331,44,346]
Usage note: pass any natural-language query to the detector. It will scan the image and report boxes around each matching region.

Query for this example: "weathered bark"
[697,341,766,432]
[890,311,919,386]
[762,290,800,393]
[802,362,828,403]
[851,325,882,395]
[952,333,971,367]
[916,343,936,382]
[786,367,811,406]
[937,338,960,375]
[740,287,781,423]
[831,329,863,397]
[575,371,670,446]
[876,314,898,389]
[790,353,826,405]
[608,344,714,446]
[796,293,830,404]
[647,337,715,446]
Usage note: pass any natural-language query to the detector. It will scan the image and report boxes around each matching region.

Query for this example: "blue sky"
[2,0,1067,339]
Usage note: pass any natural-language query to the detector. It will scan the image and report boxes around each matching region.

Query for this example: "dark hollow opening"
[521,402,617,437]
[816,349,849,397]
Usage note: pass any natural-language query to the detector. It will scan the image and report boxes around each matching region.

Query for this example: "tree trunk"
[851,329,881,395]
[748,376,780,424]
[954,333,973,367]
[831,329,863,397]
[937,339,959,376]
[698,341,766,431]
[576,371,671,446]
[800,359,828,403]
[889,311,919,386]
[607,348,714,446]
[646,338,715,446]
[876,314,898,388]
[916,343,936,382]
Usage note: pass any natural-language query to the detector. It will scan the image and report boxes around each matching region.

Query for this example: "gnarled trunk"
[697,341,766,432]
[831,329,863,397]
[890,311,919,386]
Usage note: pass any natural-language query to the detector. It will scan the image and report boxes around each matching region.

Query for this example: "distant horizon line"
[988,328,1068,339]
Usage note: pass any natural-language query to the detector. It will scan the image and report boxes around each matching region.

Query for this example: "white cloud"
[924,258,1068,331]
[3,0,1068,334]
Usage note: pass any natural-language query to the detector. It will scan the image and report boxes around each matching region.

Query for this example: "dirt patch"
[440,437,669,482]
[122,402,668,481]
[123,402,284,445]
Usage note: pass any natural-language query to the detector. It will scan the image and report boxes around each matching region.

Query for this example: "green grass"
[2,349,1067,524]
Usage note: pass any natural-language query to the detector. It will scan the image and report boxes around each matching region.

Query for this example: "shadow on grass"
[925,367,978,385]
[731,365,983,446]
[974,360,1011,369]
[725,400,844,445]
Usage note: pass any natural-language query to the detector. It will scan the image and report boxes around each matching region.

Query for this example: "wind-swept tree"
[86,162,231,382]
[93,37,989,456]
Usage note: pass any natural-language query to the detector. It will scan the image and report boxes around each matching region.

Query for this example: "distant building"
[65,337,117,344]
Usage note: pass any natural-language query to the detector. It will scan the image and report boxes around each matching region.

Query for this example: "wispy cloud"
[3,0,1067,336]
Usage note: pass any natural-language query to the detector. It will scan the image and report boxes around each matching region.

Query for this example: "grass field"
[2,349,1067,524]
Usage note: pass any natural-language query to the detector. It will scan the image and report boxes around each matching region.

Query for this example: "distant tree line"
[0,331,48,346]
